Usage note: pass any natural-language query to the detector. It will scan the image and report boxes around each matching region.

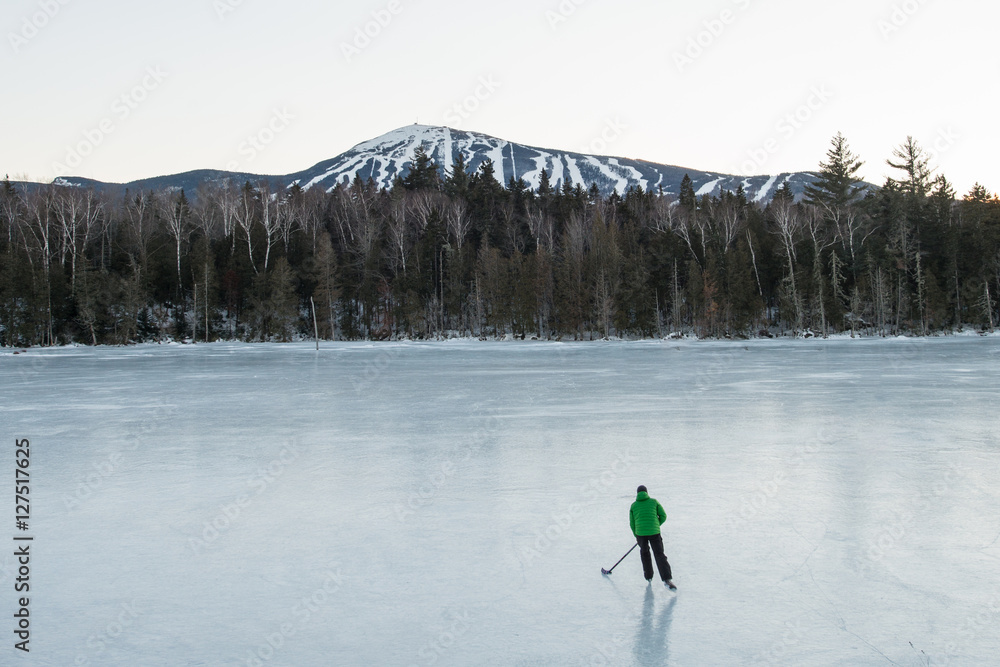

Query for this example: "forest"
[1,133,998,346]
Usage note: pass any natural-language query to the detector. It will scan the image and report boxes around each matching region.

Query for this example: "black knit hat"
[637,485,647,493]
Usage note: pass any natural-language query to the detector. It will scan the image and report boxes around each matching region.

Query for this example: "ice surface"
[2,337,999,666]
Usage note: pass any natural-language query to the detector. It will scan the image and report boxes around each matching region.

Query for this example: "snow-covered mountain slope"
[284,124,818,201]
[52,124,827,202]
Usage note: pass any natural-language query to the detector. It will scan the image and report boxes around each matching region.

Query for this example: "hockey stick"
[601,543,638,575]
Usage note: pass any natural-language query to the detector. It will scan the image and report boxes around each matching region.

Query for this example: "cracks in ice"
[778,517,901,665]
[908,641,932,667]
[776,512,826,584]
[982,529,1000,552]
[782,543,820,584]
[844,629,905,666]
[819,591,905,666]
[799,545,904,667]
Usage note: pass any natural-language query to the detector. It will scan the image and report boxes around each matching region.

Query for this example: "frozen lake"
[2,337,999,666]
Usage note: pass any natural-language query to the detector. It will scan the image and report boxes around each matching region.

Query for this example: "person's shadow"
[633,586,675,665]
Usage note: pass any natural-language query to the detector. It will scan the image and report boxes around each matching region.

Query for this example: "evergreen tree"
[444,152,470,200]
[561,173,575,199]
[804,132,866,209]
[679,174,696,212]
[5,129,999,344]
[588,182,601,204]
[537,169,552,198]
[887,136,932,198]
[965,183,991,204]
[773,181,795,204]
[403,144,440,191]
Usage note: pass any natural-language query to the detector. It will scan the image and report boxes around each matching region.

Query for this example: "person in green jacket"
[630,485,676,589]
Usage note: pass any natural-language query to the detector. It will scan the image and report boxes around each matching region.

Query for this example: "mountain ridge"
[39,124,829,202]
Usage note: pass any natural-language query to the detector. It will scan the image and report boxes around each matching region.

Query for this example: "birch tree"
[158,190,190,290]
[770,198,804,331]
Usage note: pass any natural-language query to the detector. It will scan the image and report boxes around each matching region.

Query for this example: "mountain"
[48,124,828,202]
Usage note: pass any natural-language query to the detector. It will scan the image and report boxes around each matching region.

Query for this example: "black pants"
[636,534,672,582]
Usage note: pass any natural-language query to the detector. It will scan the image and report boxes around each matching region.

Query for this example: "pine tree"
[403,144,440,191]
[561,173,575,199]
[887,136,932,198]
[537,169,552,197]
[588,182,601,204]
[444,152,470,200]
[773,181,795,204]
[804,132,866,210]
[966,183,991,204]
[679,174,696,212]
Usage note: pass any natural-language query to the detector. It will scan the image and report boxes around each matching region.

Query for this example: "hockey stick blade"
[602,543,638,576]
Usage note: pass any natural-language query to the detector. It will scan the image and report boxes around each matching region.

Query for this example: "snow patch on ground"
[754,173,780,201]
[696,177,723,196]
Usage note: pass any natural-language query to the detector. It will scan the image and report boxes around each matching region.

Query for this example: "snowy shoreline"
[3,327,998,352]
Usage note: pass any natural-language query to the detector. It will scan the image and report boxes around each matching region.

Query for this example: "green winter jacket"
[629,491,667,537]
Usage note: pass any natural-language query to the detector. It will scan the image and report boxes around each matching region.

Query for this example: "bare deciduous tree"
[158,190,189,289]
[123,191,154,271]
[445,199,470,252]
[526,205,554,253]
[234,185,258,274]
[770,199,804,331]
[650,194,678,235]
[53,187,103,292]
[385,197,411,276]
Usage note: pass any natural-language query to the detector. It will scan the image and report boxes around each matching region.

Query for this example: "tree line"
[1,134,998,346]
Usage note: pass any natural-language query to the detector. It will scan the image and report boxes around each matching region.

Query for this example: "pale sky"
[3,0,997,195]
